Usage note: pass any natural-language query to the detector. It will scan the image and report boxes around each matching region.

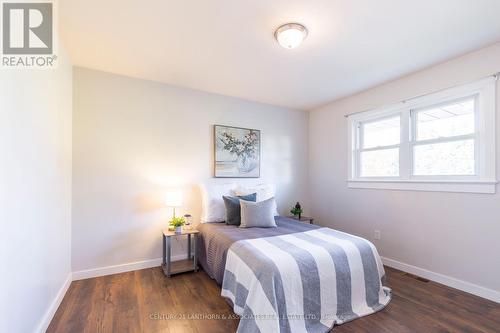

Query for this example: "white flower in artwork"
[215,126,260,178]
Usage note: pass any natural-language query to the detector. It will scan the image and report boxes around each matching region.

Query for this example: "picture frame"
[214,125,261,178]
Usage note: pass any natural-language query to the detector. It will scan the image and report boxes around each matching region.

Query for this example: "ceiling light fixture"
[274,23,308,49]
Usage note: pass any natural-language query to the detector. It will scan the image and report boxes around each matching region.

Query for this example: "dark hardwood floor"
[47,266,500,333]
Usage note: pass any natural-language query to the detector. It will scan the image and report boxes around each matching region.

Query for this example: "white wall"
[309,42,500,299]
[72,67,309,272]
[0,52,73,332]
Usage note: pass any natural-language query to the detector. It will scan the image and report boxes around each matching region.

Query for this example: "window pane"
[360,148,399,177]
[362,116,400,149]
[413,139,475,176]
[416,98,475,141]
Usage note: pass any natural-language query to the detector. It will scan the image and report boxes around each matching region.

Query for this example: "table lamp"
[165,190,183,218]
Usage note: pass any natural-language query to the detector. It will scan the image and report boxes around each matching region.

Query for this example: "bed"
[198,216,391,333]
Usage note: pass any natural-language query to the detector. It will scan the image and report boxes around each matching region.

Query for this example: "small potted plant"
[169,216,186,234]
[290,202,303,220]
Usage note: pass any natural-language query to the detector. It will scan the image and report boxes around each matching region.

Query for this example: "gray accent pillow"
[223,193,257,226]
[239,197,277,228]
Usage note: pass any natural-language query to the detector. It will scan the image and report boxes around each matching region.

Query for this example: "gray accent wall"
[72,67,310,272]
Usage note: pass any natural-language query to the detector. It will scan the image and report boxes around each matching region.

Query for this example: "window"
[412,97,476,176]
[359,116,400,177]
[348,77,497,193]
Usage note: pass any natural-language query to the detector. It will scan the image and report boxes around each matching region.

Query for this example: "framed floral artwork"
[214,125,260,178]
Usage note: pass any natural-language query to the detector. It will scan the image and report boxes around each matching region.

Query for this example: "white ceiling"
[60,0,500,110]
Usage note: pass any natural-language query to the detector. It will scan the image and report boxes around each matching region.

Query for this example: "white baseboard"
[72,254,188,281]
[381,256,500,304]
[36,272,72,333]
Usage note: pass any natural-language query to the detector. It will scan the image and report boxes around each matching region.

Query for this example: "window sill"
[347,179,498,194]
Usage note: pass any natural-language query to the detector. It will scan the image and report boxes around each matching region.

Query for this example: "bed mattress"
[197,216,318,284]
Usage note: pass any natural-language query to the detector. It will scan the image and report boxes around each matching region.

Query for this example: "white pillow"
[232,184,279,216]
[199,183,235,223]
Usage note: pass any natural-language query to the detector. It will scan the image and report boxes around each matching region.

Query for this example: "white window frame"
[357,114,402,178]
[347,77,497,194]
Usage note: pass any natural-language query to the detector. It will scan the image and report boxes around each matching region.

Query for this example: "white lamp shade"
[165,190,183,207]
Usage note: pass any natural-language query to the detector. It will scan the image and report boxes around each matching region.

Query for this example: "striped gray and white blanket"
[221,227,391,333]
